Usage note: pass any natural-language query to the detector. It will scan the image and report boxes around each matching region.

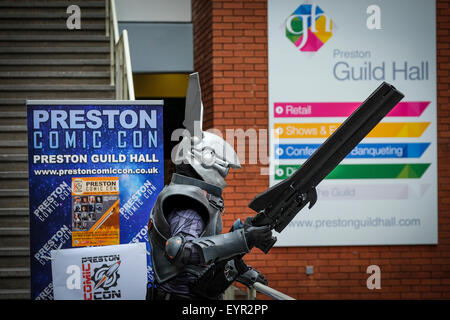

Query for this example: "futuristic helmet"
[172,73,241,190]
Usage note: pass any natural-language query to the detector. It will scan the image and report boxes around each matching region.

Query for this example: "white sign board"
[51,243,148,300]
[268,0,437,246]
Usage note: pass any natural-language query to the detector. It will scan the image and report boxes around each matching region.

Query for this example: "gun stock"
[249,82,404,253]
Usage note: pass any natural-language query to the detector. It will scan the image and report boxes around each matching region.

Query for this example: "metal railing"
[247,282,296,300]
[106,0,135,100]
[224,283,296,300]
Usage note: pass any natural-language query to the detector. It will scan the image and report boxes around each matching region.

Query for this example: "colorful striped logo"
[274,122,430,138]
[275,164,431,180]
[275,143,430,159]
[274,101,430,118]
[272,98,432,181]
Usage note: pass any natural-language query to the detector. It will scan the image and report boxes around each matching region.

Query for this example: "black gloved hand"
[243,217,273,251]
[253,269,268,286]
[236,267,268,287]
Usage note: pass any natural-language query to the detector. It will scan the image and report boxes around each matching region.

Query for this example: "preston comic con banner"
[26,100,164,300]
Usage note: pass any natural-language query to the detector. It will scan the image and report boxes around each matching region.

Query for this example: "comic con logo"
[82,255,121,300]
[286,3,333,52]
[72,178,83,195]
[93,262,121,290]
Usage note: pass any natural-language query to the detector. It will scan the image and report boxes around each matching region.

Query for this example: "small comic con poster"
[71,177,120,247]
[26,100,164,300]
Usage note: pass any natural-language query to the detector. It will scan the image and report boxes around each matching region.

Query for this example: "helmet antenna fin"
[183,72,203,139]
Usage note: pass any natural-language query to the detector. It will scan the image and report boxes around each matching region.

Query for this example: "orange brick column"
[192,0,450,299]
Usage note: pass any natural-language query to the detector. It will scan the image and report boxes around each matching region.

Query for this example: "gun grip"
[260,236,277,254]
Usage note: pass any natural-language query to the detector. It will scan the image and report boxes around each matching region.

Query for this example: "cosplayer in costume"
[147,73,272,300]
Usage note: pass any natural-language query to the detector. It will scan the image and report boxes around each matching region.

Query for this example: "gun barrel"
[292,82,404,188]
[249,82,404,232]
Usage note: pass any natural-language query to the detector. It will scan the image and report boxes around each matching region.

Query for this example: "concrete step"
[0,112,26,125]
[0,140,27,147]
[0,71,110,78]
[0,99,25,106]
[0,84,113,91]
[0,19,105,26]
[0,29,105,36]
[0,47,109,60]
[0,171,28,179]
[0,5,105,14]
[0,188,29,208]
[0,227,29,247]
[0,77,110,85]
[0,35,109,49]
[0,179,29,190]
[0,23,104,30]
[0,112,26,119]
[0,154,27,161]
[0,172,29,189]
[0,246,29,255]
[0,226,29,234]
[0,91,115,99]
[0,52,109,60]
[0,100,26,113]
[0,247,29,268]
[0,47,109,54]
[0,12,105,19]
[0,267,30,290]
[0,108,26,113]
[0,58,109,65]
[0,289,30,300]
[0,35,108,42]
[0,1,105,8]
[0,66,111,73]
[0,181,29,190]
[0,147,28,151]
[0,208,29,224]
[0,83,115,99]
[0,208,28,216]
[0,267,29,276]
[0,154,28,170]
[0,62,110,73]
[0,209,28,230]
[0,190,28,197]
[0,126,27,142]
[0,171,29,189]
[0,148,28,155]
[0,41,109,48]
[0,125,26,132]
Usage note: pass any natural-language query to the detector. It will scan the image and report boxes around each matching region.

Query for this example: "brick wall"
[192,0,450,299]
[192,0,214,129]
